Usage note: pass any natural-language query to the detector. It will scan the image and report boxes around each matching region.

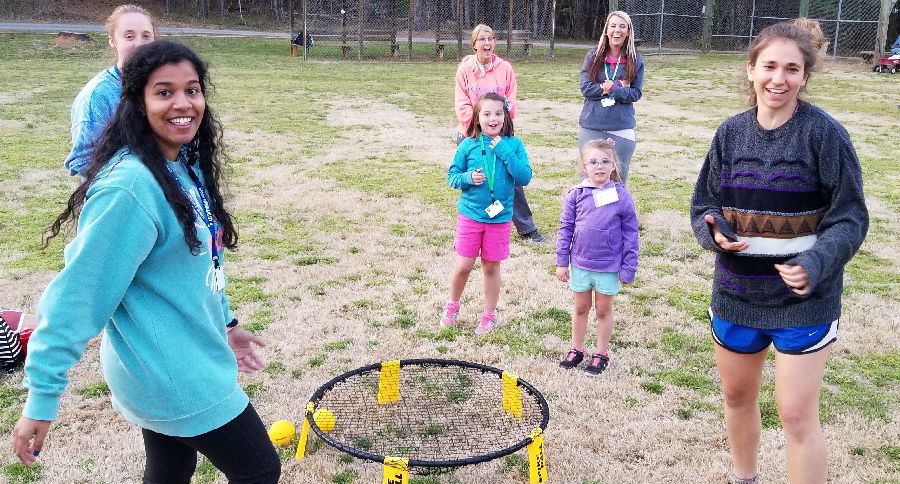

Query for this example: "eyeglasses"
[585,159,615,168]
[476,36,495,43]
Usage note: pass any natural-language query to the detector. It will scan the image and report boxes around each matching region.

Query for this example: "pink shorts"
[454,213,512,261]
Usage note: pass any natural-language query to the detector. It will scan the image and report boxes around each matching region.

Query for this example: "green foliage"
[243,382,263,398]
[319,154,456,215]
[422,423,444,437]
[264,361,285,375]
[324,339,353,351]
[2,463,43,483]
[331,469,358,484]
[76,381,111,398]
[192,456,219,483]
[844,250,900,300]
[822,351,900,422]
[502,453,529,478]
[308,354,327,368]
[296,255,339,266]
[640,381,663,395]
[0,384,26,434]
[352,436,373,451]
[393,305,416,329]
[226,276,268,306]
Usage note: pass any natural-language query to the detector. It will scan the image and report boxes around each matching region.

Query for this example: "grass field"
[0,33,898,483]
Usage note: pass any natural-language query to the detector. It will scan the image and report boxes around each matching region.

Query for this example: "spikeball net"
[296,358,550,481]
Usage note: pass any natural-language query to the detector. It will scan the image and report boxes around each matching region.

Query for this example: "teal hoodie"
[448,134,532,223]
[23,148,247,437]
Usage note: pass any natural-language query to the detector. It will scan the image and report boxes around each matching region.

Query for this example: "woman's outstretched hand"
[12,417,50,466]
[228,327,267,373]
[704,214,749,252]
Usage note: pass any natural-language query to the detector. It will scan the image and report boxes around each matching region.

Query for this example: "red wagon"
[873,56,900,74]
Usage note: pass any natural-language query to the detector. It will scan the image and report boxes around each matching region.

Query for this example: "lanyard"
[479,135,498,201]
[165,159,220,269]
[604,56,622,82]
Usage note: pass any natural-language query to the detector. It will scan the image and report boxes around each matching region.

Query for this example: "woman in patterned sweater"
[691,19,868,484]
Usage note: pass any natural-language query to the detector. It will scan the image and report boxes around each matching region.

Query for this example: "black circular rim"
[306,358,550,468]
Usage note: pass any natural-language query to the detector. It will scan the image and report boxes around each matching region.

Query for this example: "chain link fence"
[287,0,887,60]
[619,0,883,57]
[290,0,557,60]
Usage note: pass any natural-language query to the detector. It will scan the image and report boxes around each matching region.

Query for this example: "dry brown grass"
[0,40,897,483]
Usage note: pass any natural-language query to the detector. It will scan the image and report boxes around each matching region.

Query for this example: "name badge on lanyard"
[602,55,621,108]
[480,135,504,218]
[165,159,225,292]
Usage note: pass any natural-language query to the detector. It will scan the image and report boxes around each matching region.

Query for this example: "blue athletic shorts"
[708,308,838,355]
[569,266,620,295]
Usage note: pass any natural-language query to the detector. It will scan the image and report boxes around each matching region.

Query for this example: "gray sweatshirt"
[691,101,868,329]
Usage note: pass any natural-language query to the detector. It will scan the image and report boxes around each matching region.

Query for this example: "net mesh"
[310,361,546,465]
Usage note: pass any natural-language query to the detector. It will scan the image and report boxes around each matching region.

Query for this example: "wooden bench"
[858,50,874,62]
[297,27,398,59]
[435,25,462,59]
[340,28,399,59]
[495,30,533,57]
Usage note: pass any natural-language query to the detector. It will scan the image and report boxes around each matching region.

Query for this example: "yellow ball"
[313,408,336,433]
[268,419,295,446]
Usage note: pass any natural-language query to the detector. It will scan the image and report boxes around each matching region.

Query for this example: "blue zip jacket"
[579,49,645,131]
[24,148,246,437]
[64,67,122,175]
[448,135,532,223]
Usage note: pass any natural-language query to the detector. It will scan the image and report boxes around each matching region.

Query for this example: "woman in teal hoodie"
[11,41,280,482]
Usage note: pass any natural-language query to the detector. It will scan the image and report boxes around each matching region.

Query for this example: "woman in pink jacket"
[454,24,544,243]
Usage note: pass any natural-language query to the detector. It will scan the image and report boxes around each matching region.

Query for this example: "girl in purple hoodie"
[555,139,639,376]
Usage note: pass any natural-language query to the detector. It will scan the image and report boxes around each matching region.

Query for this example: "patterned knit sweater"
[691,102,868,329]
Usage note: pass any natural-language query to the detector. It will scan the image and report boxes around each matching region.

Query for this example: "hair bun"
[793,17,829,53]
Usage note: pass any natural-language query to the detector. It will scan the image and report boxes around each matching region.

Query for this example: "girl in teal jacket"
[443,92,532,335]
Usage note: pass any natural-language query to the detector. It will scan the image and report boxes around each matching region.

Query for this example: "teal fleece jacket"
[23,148,247,437]
[448,134,532,223]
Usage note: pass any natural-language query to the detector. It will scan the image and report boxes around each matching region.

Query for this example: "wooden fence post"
[358,0,364,61]
[702,0,715,53]
[457,0,464,61]
[876,0,891,59]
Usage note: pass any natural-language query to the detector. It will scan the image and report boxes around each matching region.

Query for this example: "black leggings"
[142,403,281,484]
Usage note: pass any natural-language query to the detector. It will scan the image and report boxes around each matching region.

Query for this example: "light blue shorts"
[569,266,620,295]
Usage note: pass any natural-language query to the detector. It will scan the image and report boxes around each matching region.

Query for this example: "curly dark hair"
[46,40,237,253]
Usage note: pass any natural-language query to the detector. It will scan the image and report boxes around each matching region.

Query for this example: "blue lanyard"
[165,159,220,269]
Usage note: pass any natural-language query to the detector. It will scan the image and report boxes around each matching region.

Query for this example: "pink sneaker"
[475,310,498,335]
[440,301,460,328]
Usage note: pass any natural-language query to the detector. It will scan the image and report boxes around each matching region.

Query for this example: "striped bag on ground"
[0,314,24,372]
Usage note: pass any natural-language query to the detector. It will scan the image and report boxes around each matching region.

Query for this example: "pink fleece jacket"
[454,54,518,135]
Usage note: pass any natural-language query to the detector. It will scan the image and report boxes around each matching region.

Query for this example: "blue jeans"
[578,128,637,184]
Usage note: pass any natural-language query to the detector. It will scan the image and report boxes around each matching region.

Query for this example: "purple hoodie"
[556,180,640,283]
